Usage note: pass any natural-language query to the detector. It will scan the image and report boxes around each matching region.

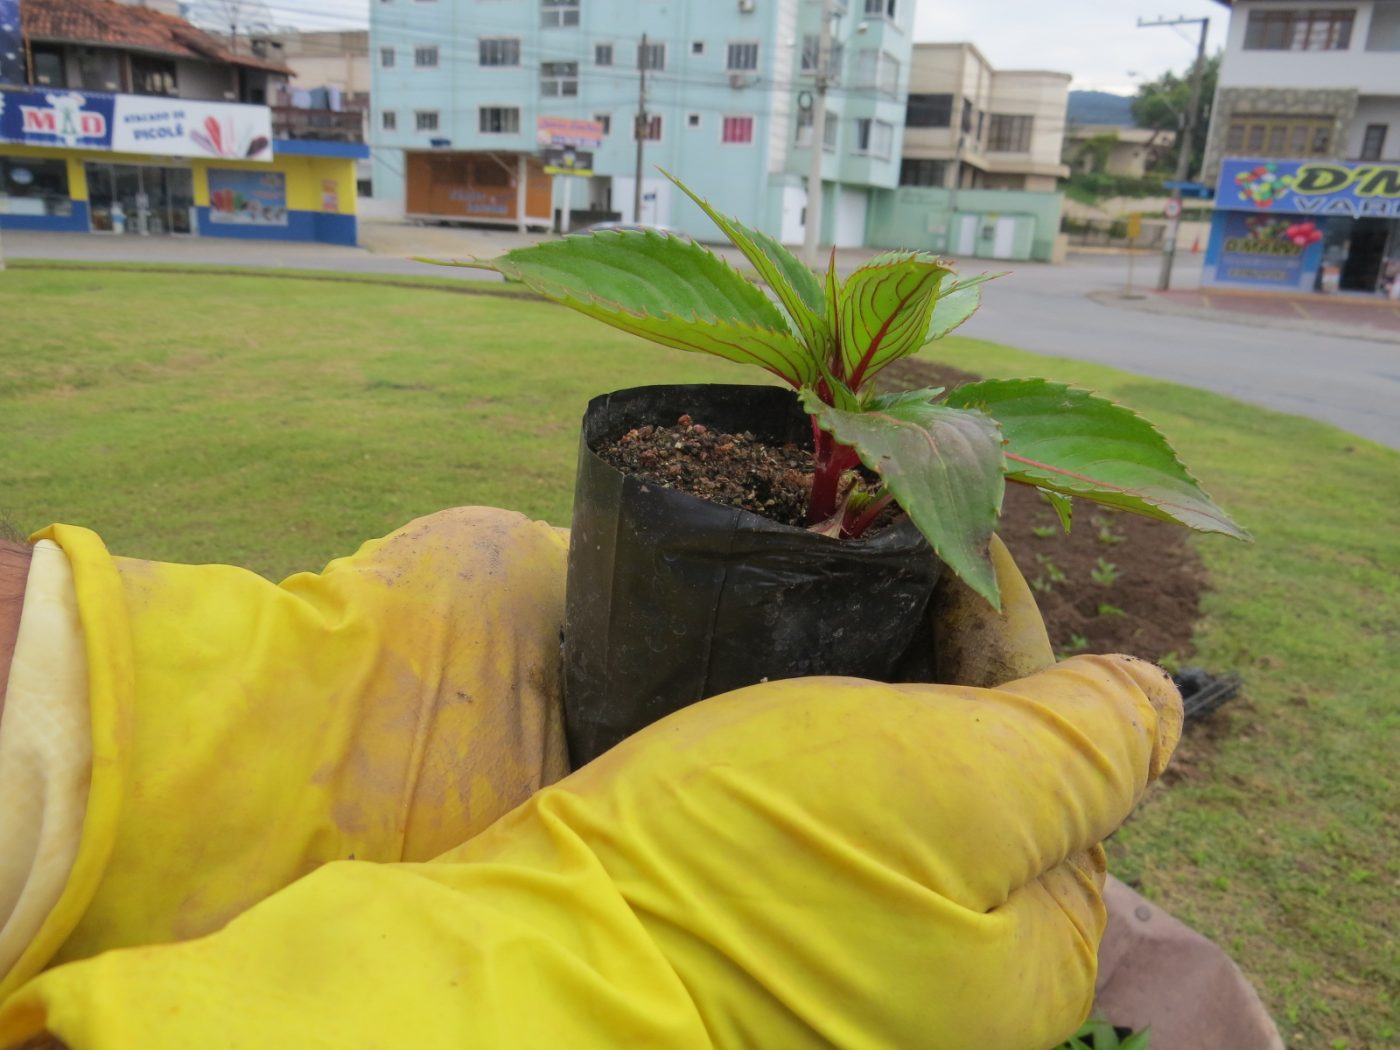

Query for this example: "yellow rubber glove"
[0,508,568,1000]
[0,654,1181,1050]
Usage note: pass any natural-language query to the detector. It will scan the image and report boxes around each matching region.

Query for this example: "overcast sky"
[258,0,1228,95]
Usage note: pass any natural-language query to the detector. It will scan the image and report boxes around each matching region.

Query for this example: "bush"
[1063,172,1169,202]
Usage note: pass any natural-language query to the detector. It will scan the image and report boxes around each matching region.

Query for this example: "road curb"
[1086,289,1400,347]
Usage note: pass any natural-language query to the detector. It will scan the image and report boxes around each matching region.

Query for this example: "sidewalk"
[1090,285,1400,345]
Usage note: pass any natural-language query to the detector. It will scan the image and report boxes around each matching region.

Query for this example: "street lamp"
[800,1,867,265]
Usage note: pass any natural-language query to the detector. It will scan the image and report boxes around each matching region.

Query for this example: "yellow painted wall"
[1,145,357,215]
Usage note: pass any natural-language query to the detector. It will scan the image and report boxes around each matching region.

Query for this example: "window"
[381,110,397,131]
[854,49,898,95]
[479,106,520,133]
[1244,9,1355,50]
[852,117,893,159]
[479,38,520,66]
[379,47,395,68]
[1225,114,1335,158]
[595,42,613,66]
[692,40,705,55]
[795,107,837,150]
[0,156,71,217]
[595,113,611,134]
[800,35,844,73]
[906,93,952,128]
[415,110,439,131]
[542,0,580,27]
[639,41,666,70]
[722,116,754,143]
[1360,123,1388,160]
[131,55,177,96]
[727,41,759,71]
[899,158,946,187]
[541,62,579,96]
[414,46,439,67]
[688,112,702,127]
[987,114,1032,152]
[864,0,896,20]
[29,45,66,87]
[636,114,662,140]
[961,98,974,133]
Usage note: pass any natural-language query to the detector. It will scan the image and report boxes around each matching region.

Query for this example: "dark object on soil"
[563,384,943,767]
[1172,666,1243,724]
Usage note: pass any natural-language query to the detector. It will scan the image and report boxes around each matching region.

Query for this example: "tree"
[1130,52,1220,179]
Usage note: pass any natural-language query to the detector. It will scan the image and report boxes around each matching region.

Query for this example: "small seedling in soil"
[1097,602,1126,618]
[1057,1020,1151,1050]
[1036,553,1069,585]
[1056,633,1091,659]
[1031,524,1059,539]
[1091,558,1120,586]
[1158,650,1183,674]
[447,170,1247,606]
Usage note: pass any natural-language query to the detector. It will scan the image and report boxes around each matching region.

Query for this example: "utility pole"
[801,0,835,265]
[634,33,649,224]
[1137,15,1209,291]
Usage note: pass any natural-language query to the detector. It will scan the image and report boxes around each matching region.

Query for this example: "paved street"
[5,226,1397,448]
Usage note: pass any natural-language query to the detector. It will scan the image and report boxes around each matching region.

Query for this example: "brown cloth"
[1096,877,1284,1050]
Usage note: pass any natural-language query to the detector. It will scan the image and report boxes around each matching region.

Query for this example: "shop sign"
[536,116,604,149]
[1214,211,1324,288]
[208,168,287,226]
[0,89,273,161]
[542,146,594,177]
[1219,157,1400,218]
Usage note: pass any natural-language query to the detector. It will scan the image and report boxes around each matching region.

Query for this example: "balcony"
[271,106,363,143]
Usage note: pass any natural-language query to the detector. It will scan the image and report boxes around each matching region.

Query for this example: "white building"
[1200,0,1400,295]
[900,43,1071,192]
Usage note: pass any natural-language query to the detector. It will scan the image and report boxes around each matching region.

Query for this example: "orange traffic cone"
[1191,236,1201,253]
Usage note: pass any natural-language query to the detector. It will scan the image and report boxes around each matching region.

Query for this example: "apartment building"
[1200,0,1400,294]
[0,0,368,243]
[369,0,914,246]
[900,43,1070,192]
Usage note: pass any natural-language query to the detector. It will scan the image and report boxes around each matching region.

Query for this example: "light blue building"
[369,0,915,245]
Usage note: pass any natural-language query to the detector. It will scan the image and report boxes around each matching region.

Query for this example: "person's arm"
[0,540,33,722]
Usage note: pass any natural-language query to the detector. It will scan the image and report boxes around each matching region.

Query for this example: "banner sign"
[208,168,287,225]
[536,116,604,148]
[1208,210,1325,290]
[543,146,594,177]
[0,90,274,161]
[1218,157,1400,218]
[0,0,23,86]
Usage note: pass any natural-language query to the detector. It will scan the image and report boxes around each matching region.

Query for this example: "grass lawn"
[3,266,1397,1048]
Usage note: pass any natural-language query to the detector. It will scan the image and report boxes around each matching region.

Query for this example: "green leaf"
[946,379,1249,539]
[838,251,955,388]
[1041,488,1073,532]
[476,230,819,387]
[868,386,946,413]
[661,169,831,356]
[1119,1029,1152,1050]
[925,272,1000,342]
[802,389,1006,606]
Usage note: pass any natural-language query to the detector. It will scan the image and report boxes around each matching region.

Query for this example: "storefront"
[404,150,553,230]
[1203,157,1400,296]
[0,89,367,244]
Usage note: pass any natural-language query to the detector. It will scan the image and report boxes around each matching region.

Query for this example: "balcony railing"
[271,106,363,142]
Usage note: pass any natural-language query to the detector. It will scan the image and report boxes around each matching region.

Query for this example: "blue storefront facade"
[1203,157,1400,295]
[0,88,367,244]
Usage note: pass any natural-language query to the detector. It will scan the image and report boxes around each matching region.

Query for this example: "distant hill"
[1068,90,1136,127]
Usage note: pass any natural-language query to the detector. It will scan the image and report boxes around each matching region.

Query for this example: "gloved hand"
[0,650,1180,1049]
[0,508,1181,1050]
[1,509,570,999]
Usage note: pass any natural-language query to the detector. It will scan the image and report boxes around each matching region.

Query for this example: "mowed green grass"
[3,267,1397,1048]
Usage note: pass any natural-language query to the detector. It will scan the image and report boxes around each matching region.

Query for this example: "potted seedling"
[452,171,1247,765]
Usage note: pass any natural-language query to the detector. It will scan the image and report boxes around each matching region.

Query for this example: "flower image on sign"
[208,168,287,226]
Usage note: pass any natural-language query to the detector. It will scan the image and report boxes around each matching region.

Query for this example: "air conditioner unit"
[738,0,756,12]
[729,72,753,88]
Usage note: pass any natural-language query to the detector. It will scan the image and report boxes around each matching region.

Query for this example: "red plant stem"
[806,421,861,525]
[844,490,895,538]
